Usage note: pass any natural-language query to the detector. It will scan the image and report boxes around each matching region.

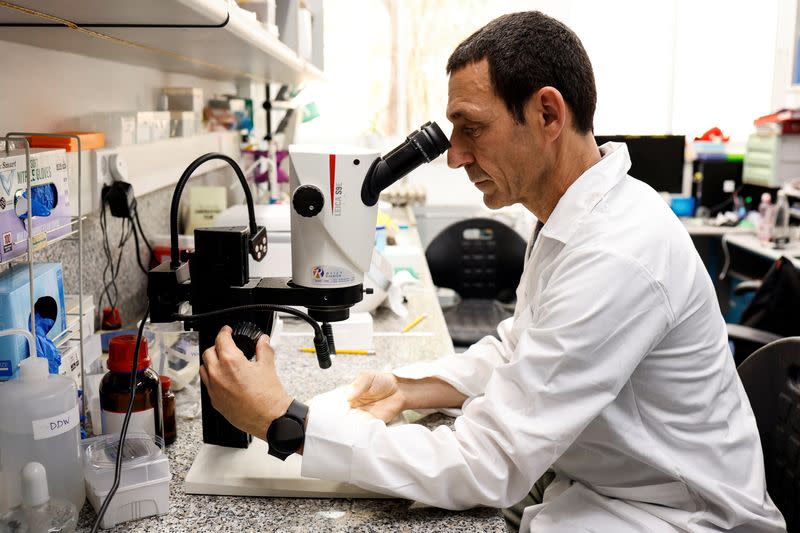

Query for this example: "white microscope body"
[288,146,380,289]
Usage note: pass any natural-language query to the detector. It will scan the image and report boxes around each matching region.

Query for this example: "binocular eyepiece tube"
[361,121,450,206]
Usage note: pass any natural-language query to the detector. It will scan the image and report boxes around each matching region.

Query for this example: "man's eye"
[464,127,481,138]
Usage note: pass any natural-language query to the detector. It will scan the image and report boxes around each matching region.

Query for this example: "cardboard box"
[80,112,137,147]
[161,87,204,115]
[135,112,154,144]
[0,262,67,380]
[151,111,171,142]
[169,111,197,137]
[0,148,71,263]
[186,186,227,234]
[58,339,82,388]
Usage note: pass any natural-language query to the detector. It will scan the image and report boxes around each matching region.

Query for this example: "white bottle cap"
[18,357,49,382]
[21,462,50,507]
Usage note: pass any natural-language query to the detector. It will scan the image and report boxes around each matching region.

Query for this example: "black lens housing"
[361,121,450,206]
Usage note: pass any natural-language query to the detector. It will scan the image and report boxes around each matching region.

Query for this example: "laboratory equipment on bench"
[772,189,791,248]
[0,356,85,513]
[144,122,448,495]
[160,376,177,445]
[83,433,170,529]
[0,462,78,533]
[99,335,162,439]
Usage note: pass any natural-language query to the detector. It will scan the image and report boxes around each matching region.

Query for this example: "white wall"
[0,40,236,134]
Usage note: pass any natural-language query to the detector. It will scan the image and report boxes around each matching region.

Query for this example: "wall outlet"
[94,149,128,187]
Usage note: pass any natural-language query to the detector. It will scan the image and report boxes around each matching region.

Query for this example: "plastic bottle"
[0,358,85,512]
[772,190,791,248]
[160,376,177,446]
[99,335,162,439]
[757,193,774,244]
[375,225,387,252]
[0,462,77,533]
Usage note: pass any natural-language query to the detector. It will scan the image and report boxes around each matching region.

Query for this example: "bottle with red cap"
[160,376,177,445]
[99,335,162,439]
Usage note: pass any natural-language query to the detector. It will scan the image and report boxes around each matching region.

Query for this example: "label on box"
[0,149,71,262]
[101,408,155,437]
[32,404,79,440]
[0,360,11,378]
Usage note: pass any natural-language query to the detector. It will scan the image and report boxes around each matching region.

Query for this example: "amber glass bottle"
[99,335,163,439]
[160,375,177,445]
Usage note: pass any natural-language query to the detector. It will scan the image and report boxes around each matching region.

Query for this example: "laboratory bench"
[722,232,800,279]
[75,210,506,532]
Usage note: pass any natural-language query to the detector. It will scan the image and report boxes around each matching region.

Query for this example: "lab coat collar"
[539,142,631,244]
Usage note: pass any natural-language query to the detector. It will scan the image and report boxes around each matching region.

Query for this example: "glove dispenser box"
[0,148,72,263]
[0,262,67,379]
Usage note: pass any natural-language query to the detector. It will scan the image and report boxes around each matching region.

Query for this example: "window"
[299,0,780,145]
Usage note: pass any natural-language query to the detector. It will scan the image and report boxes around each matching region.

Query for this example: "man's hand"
[199,325,292,439]
[347,372,407,424]
[348,372,469,424]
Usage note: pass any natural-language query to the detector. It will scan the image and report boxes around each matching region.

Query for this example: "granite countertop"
[76,211,505,532]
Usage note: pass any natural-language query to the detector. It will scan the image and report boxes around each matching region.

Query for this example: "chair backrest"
[738,337,800,531]
[740,256,800,337]
[425,217,527,301]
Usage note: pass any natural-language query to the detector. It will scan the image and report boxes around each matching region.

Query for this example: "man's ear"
[527,86,566,141]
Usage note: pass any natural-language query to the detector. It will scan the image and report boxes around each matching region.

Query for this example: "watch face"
[268,417,304,454]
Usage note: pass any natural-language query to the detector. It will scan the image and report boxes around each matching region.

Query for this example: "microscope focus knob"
[292,185,325,218]
[231,322,264,360]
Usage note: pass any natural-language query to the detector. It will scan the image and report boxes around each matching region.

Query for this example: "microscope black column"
[192,227,274,448]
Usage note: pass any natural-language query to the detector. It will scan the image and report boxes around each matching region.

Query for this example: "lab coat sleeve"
[391,315,517,398]
[301,248,674,509]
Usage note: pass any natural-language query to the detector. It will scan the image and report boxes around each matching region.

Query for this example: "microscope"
[148,122,449,448]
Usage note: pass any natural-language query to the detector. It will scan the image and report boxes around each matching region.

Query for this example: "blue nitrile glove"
[18,184,57,219]
[28,312,61,374]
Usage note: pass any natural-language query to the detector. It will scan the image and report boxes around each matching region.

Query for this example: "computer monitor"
[595,135,685,194]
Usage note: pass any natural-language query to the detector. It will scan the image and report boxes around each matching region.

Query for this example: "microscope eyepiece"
[361,121,450,206]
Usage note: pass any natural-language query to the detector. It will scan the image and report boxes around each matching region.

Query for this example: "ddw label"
[32,404,79,441]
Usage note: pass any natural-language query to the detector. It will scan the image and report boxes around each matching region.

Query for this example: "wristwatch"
[266,399,309,460]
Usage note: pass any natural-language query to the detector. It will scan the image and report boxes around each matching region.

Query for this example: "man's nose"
[447,135,475,169]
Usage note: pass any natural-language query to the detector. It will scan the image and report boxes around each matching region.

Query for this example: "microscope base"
[184,440,391,499]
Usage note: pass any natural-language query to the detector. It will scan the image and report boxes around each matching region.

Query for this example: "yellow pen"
[299,347,375,355]
[401,312,428,333]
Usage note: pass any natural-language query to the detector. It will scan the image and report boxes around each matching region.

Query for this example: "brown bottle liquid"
[160,375,177,445]
[99,335,163,439]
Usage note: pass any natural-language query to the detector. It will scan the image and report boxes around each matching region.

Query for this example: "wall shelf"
[0,0,322,83]
[63,131,242,215]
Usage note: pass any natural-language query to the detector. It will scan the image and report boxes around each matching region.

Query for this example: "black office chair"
[727,256,800,365]
[426,218,527,347]
[737,337,800,532]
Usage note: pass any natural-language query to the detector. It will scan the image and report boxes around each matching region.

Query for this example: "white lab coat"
[302,143,786,532]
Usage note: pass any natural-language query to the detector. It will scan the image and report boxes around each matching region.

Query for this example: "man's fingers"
[254,334,274,365]
[202,346,219,369]
[199,365,209,387]
[214,325,234,356]
[347,373,374,402]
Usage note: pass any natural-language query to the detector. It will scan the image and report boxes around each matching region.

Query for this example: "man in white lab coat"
[200,11,786,532]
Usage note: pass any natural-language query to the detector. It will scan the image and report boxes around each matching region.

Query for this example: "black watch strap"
[266,399,309,461]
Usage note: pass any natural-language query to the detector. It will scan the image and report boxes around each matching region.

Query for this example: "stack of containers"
[744,109,800,187]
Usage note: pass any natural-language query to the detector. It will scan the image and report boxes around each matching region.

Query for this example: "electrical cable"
[170,153,257,268]
[98,201,118,314]
[90,303,150,533]
[703,185,745,215]
[174,304,332,369]
[133,206,154,259]
[720,236,731,281]
[131,222,149,275]
[99,201,135,318]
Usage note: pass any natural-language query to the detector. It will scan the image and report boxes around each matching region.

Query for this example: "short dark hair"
[447,11,597,134]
